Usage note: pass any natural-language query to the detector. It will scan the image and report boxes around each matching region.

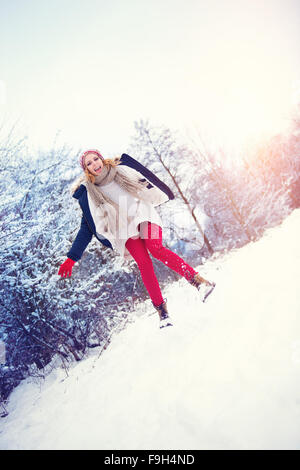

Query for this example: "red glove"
[58,258,75,278]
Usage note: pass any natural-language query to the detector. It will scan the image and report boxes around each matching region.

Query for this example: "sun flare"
[184,45,295,158]
[214,85,289,152]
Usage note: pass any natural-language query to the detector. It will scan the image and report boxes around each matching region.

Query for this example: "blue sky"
[0,0,300,156]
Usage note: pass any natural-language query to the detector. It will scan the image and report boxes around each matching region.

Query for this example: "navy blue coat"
[67,153,175,262]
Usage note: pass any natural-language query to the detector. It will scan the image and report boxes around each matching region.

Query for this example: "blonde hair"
[70,156,121,194]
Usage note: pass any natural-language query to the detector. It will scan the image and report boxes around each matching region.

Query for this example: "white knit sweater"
[87,175,164,260]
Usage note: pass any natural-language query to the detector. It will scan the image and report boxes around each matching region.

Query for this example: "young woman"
[58,150,215,328]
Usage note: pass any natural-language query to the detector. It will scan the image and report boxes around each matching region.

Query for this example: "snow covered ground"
[0,210,300,450]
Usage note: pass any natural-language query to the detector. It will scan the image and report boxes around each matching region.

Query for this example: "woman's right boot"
[152,299,173,329]
[189,273,216,302]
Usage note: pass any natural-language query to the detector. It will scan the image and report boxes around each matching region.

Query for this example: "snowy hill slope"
[0,210,300,450]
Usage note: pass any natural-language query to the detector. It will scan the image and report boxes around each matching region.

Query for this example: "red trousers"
[125,222,197,307]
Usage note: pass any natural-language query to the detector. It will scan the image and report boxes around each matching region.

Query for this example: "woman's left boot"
[189,273,216,302]
[153,299,173,329]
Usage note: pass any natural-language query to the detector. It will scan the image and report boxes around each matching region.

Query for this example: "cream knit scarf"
[85,163,149,237]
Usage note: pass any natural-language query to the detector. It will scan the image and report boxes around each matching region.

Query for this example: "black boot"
[152,299,173,329]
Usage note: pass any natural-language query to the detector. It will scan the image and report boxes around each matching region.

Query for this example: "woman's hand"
[58,258,76,278]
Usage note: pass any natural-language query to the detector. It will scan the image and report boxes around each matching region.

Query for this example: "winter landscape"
[0,208,299,450]
[1,0,300,452]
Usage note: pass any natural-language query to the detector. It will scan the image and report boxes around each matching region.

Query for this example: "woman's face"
[84,152,104,176]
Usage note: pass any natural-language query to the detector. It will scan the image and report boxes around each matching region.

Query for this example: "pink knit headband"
[79,149,104,170]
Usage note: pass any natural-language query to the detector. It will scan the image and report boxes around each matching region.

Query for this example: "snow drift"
[0,210,299,450]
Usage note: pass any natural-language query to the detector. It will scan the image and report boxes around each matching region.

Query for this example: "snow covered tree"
[131,120,214,257]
